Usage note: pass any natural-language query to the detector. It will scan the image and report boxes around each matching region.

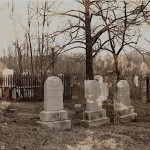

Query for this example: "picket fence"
[0,74,71,101]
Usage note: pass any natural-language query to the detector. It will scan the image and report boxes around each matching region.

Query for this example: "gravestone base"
[38,110,71,130]
[82,109,110,127]
[40,110,68,122]
[117,107,137,123]
[119,113,137,123]
[118,106,134,116]
[37,120,71,130]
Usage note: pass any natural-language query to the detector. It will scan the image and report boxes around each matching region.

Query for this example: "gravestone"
[142,79,147,103]
[134,76,138,87]
[114,80,137,123]
[99,82,109,101]
[71,84,84,103]
[0,88,2,99]
[94,75,109,101]
[38,76,71,130]
[94,75,103,83]
[82,80,110,127]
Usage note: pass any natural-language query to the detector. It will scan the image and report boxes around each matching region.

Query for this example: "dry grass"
[0,100,150,150]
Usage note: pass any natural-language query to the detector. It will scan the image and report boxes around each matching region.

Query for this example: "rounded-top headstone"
[116,80,131,109]
[44,76,63,111]
[94,75,103,83]
[117,80,129,88]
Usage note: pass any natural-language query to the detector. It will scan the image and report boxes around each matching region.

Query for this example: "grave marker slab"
[38,76,71,130]
[82,80,110,127]
[115,80,137,123]
[94,75,109,101]
[71,84,83,103]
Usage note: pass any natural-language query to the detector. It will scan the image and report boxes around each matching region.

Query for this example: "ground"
[0,100,150,150]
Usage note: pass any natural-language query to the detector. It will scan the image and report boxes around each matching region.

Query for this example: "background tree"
[49,0,149,80]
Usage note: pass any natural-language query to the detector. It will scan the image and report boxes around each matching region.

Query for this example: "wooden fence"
[0,74,71,101]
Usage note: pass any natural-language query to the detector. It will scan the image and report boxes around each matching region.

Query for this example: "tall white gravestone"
[115,80,137,123]
[82,80,110,127]
[38,76,71,130]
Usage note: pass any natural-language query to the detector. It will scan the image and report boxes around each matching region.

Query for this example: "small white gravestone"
[38,76,71,130]
[115,80,137,123]
[134,76,138,87]
[94,75,103,83]
[82,80,110,127]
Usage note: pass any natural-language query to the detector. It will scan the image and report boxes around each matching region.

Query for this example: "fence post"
[146,76,149,103]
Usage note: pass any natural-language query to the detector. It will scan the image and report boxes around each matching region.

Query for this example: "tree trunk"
[113,54,120,81]
[85,0,93,80]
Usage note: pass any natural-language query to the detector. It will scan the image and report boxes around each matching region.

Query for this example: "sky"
[0,0,150,56]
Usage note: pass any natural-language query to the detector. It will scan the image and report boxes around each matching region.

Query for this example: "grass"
[0,100,150,150]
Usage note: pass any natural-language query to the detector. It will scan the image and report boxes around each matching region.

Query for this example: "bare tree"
[7,0,24,73]
[99,1,150,80]
[51,0,150,80]
[49,0,132,79]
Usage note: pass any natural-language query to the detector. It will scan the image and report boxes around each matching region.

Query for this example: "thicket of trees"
[1,0,150,80]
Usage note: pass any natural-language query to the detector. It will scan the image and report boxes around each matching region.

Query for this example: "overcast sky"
[0,0,150,56]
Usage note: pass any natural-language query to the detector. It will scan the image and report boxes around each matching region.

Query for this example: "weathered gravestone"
[100,83,108,101]
[38,76,71,130]
[115,80,137,123]
[94,75,109,101]
[82,80,110,127]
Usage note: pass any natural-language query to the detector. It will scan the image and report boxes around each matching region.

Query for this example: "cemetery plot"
[0,101,150,150]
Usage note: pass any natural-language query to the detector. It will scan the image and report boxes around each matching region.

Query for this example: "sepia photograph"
[0,0,150,149]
